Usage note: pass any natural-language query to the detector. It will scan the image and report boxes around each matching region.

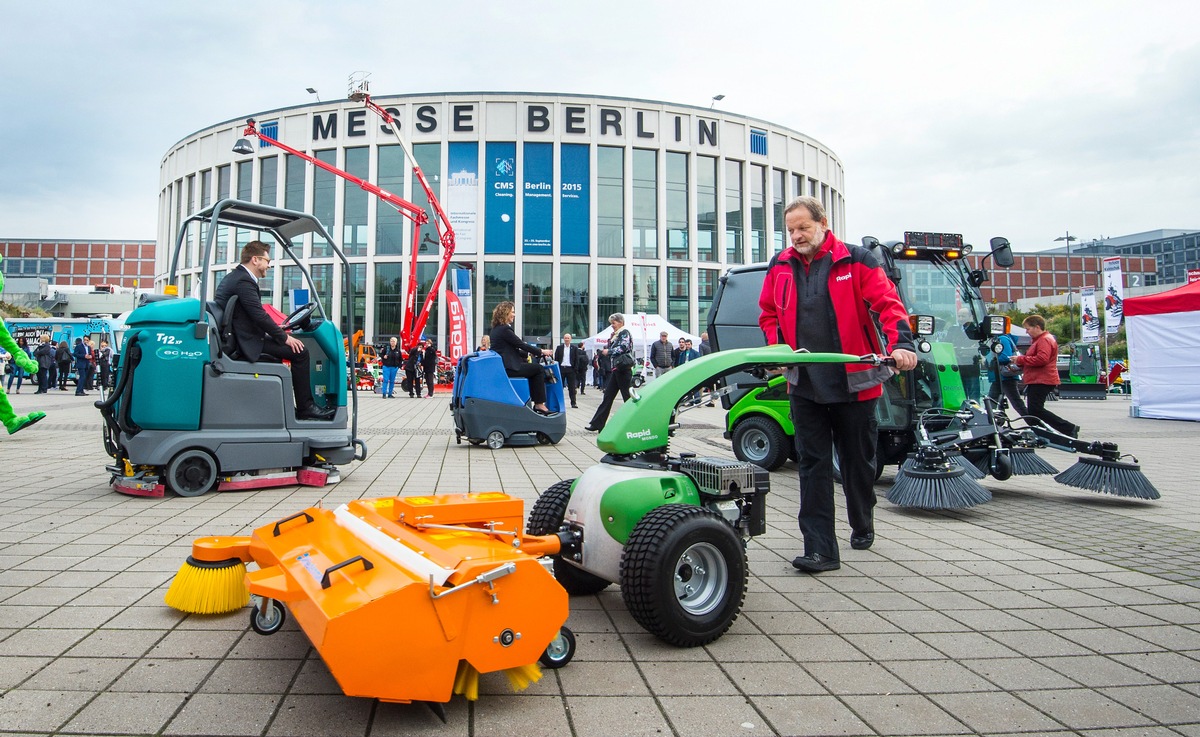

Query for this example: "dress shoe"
[571,403,579,409]
[850,532,875,550]
[791,553,840,573]
[297,404,336,421]
[584,424,601,432]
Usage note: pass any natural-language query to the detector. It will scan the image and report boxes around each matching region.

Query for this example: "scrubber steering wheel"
[281,301,318,332]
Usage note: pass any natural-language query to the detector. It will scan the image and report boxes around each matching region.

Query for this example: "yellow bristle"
[164,558,249,614]
[503,662,543,692]
[452,660,479,701]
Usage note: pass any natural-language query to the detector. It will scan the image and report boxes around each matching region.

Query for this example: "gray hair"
[608,313,625,324]
[783,196,827,223]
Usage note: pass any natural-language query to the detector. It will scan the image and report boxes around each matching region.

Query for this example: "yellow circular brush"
[164,556,249,614]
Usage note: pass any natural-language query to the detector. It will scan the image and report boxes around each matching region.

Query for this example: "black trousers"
[588,366,631,429]
[259,340,316,410]
[559,365,579,404]
[790,394,878,561]
[507,362,547,404]
[1023,384,1076,435]
[988,378,1028,416]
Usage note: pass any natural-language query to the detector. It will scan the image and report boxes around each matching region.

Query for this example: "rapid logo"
[626,428,658,442]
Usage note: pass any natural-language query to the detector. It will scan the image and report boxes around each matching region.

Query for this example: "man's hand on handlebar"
[890,348,917,372]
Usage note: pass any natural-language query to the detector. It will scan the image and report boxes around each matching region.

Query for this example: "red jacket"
[758,232,913,401]
[1015,331,1060,386]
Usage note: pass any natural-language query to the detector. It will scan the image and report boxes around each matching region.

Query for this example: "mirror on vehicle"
[861,236,881,248]
[909,314,936,336]
[989,236,1015,268]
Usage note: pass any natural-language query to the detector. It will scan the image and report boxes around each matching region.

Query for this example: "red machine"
[239,81,455,352]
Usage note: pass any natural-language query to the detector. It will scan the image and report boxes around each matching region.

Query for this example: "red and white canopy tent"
[1125,279,1200,421]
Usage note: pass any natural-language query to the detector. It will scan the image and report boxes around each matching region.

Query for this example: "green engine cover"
[598,473,701,544]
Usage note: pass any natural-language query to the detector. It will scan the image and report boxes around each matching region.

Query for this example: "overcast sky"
[1,0,1196,253]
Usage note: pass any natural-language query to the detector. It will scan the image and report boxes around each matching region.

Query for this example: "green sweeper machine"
[525,345,894,647]
[706,233,1159,510]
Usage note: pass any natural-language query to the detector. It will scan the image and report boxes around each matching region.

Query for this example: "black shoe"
[584,424,601,432]
[298,404,336,421]
[1070,425,1080,438]
[850,532,875,550]
[571,403,579,409]
[792,553,840,573]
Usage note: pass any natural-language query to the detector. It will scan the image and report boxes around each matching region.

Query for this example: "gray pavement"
[2,385,1199,737]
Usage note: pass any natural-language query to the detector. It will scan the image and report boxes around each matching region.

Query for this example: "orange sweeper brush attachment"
[164,492,574,705]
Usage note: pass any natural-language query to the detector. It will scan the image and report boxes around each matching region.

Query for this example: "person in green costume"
[0,255,47,434]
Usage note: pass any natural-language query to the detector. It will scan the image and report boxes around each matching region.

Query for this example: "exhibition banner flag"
[1080,287,1100,343]
[560,143,590,256]
[1103,257,1124,334]
[485,142,515,254]
[523,142,554,255]
[446,143,479,254]
[446,269,473,365]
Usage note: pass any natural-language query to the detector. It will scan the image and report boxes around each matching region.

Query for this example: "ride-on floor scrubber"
[99,200,367,497]
[451,351,567,448]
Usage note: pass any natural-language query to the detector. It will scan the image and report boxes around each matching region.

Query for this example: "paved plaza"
[1,385,1199,737]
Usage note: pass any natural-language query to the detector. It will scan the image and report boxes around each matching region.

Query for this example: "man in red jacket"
[759,197,917,573]
[1013,314,1079,437]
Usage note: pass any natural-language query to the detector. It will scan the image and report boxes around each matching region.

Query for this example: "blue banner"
[522,142,553,255]
[446,142,479,254]
[560,143,590,256]
[485,142,515,254]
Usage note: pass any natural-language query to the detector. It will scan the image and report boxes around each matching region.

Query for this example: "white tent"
[1125,280,1200,421]
[581,313,701,380]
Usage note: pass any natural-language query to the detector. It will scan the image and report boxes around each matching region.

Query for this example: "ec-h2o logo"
[155,346,204,361]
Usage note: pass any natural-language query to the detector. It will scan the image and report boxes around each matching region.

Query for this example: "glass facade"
[161,94,846,348]
[376,145,406,256]
[560,263,589,339]
[343,147,368,257]
[632,149,657,259]
[523,262,552,342]
[666,152,688,261]
[725,160,743,264]
[597,146,624,258]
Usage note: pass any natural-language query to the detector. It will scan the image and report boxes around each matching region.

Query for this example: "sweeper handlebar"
[597,347,897,455]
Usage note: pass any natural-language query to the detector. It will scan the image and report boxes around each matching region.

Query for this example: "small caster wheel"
[539,625,576,669]
[486,430,505,449]
[249,598,286,635]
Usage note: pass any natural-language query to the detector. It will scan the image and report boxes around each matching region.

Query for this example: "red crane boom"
[239,92,456,352]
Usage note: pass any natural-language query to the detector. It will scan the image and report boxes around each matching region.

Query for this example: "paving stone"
[842,693,969,735]
[562,695,671,737]
[0,688,93,732]
[930,691,1066,733]
[1019,688,1153,730]
[165,693,281,736]
[21,656,131,691]
[755,694,872,736]
[266,693,372,736]
[802,660,914,696]
[1099,684,1200,724]
[658,695,777,737]
[63,690,189,734]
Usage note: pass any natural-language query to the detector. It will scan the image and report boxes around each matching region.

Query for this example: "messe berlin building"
[158,92,844,345]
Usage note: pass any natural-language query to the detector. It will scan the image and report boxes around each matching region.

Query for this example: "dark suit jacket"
[553,344,586,375]
[214,265,286,360]
[489,323,541,373]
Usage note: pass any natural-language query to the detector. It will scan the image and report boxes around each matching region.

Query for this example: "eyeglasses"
[255,255,271,265]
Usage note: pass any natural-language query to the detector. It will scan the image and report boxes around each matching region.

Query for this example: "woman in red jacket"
[1014,314,1079,437]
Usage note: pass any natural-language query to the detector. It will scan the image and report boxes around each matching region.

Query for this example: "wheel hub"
[672,542,727,616]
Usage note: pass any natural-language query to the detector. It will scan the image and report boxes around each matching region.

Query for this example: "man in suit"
[421,339,439,397]
[214,241,334,420]
[553,333,586,409]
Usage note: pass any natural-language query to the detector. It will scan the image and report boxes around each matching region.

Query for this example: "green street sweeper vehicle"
[710,232,1015,475]
[525,345,892,647]
[706,233,1158,508]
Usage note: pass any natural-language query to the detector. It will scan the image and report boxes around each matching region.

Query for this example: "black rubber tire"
[165,449,218,497]
[731,415,790,471]
[619,504,747,647]
[249,599,286,635]
[526,479,611,596]
[539,626,576,669]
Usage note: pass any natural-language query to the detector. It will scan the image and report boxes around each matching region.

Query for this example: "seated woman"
[488,301,555,414]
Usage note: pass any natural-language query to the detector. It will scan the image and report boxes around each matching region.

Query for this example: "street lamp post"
[1055,231,1078,342]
